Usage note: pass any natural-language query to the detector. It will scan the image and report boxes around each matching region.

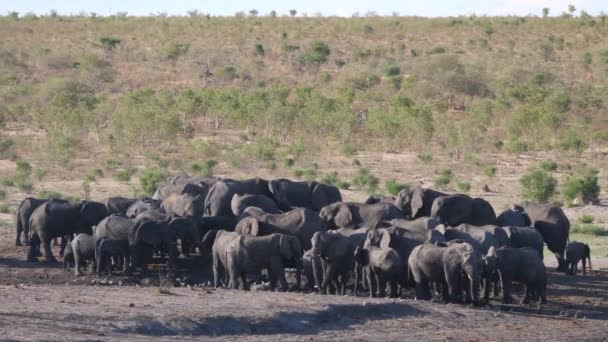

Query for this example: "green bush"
[164,43,190,63]
[520,168,557,203]
[456,181,471,193]
[351,168,379,194]
[14,176,33,193]
[1,178,15,187]
[254,43,265,56]
[190,160,218,177]
[35,169,48,181]
[562,167,600,205]
[340,143,357,157]
[557,130,587,153]
[429,46,447,54]
[434,169,453,189]
[417,152,433,163]
[37,190,64,199]
[105,158,121,170]
[115,167,137,182]
[99,37,121,51]
[139,167,169,197]
[483,166,497,177]
[297,41,330,70]
[385,179,409,196]
[578,214,595,224]
[570,224,606,236]
[293,169,304,178]
[284,158,295,168]
[244,138,277,161]
[539,160,558,172]
[15,160,31,175]
[383,65,401,77]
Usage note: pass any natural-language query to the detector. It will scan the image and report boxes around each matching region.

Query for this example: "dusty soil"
[1,227,608,341]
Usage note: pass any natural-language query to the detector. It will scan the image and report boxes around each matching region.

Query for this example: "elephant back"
[96,214,136,241]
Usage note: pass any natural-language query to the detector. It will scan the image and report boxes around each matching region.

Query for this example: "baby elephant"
[565,241,591,275]
[354,245,404,298]
[67,234,96,276]
[95,238,130,276]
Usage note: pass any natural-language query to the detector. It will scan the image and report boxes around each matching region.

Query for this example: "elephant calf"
[495,247,547,304]
[354,245,405,298]
[565,241,591,275]
[95,238,130,275]
[67,233,96,276]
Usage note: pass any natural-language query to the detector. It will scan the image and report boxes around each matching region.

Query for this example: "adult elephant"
[134,210,202,257]
[431,195,496,227]
[96,214,136,242]
[230,194,281,216]
[268,179,342,212]
[201,229,242,288]
[521,202,570,272]
[125,199,162,218]
[453,223,510,248]
[496,204,531,227]
[501,226,544,258]
[437,225,498,254]
[204,178,272,216]
[408,242,482,304]
[395,186,446,219]
[15,197,67,246]
[319,202,404,230]
[128,216,179,273]
[102,197,138,216]
[364,195,396,205]
[153,182,208,201]
[310,230,361,295]
[162,193,204,218]
[235,206,327,250]
[28,201,108,262]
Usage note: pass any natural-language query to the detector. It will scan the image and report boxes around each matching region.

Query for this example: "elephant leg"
[43,239,57,263]
[522,284,532,304]
[366,267,375,298]
[212,254,222,288]
[321,262,337,295]
[15,224,22,246]
[58,236,68,258]
[483,278,490,303]
[501,275,513,304]
[377,273,386,298]
[582,259,586,275]
[96,253,103,275]
[240,272,249,291]
[27,233,41,262]
[270,258,287,291]
[53,237,60,246]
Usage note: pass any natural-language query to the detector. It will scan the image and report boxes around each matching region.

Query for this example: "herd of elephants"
[14,175,593,305]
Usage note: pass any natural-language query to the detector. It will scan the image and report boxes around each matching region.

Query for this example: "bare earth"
[1,228,608,341]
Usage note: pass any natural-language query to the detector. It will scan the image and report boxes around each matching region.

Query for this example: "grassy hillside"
[0,13,607,201]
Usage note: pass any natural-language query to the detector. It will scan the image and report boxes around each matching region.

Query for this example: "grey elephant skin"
[102,197,138,216]
[501,226,544,258]
[95,237,129,275]
[235,206,327,250]
[565,241,591,275]
[202,229,240,288]
[364,195,396,205]
[408,242,482,304]
[319,202,404,230]
[15,197,68,246]
[128,215,179,273]
[28,200,108,263]
[153,182,209,201]
[64,233,96,276]
[230,193,281,216]
[521,202,570,272]
[395,186,446,219]
[495,205,531,227]
[453,223,510,247]
[431,195,496,227]
[382,217,441,231]
[269,179,342,211]
[438,225,499,254]
[225,233,302,291]
[162,193,204,218]
[356,229,405,298]
[204,178,272,216]
[125,199,162,218]
[495,247,547,304]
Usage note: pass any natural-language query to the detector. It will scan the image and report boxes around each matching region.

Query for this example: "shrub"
[297,41,330,70]
[429,46,447,54]
[0,188,5,200]
[37,190,64,199]
[115,167,137,182]
[571,224,606,236]
[417,152,433,163]
[15,160,32,175]
[434,169,453,189]
[99,37,121,52]
[340,143,357,157]
[557,130,587,153]
[139,167,169,196]
[254,44,265,56]
[383,65,401,77]
[190,160,218,177]
[562,168,600,205]
[284,158,295,168]
[456,181,471,193]
[351,168,379,194]
[35,169,48,181]
[164,43,190,63]
[293,169,304,178]
[15,176,33,193]
[105,158,121,170]
[385,180,409,196]
[1,178,15,187]
[539,160,558,172]
[484,166,497,177]
[578,215,595,224]
[520,168,557,203]
[0,202,10,214]
[244,138,277,161]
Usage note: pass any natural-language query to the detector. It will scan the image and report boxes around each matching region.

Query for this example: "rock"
[129,303,135,307]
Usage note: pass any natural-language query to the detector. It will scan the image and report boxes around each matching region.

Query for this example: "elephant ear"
[522,212,532,226]
[231,194,242,216]
[436,224,447,235]
[379,229,391,249]
[237,217,260,236]
[410,188,424,218]
[334,204,353,228]
[269,180,291,211]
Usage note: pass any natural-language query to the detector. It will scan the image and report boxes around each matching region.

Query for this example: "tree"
[568,4,576,15]
[249,9,258,17]
[99,37,121,54]
[289,9,297,17]
[542,8,550,17]
[520,168,557,203]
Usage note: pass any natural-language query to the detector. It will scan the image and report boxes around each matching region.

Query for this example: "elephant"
[354,241,405,298]
[201,229,240,288]
[170,175,220,188]
[95,214,136,242]
[495,204,531,227]
[153,182,209,201]
[364,195,395,205]
[125,199,162,218]
[318,202,405,230]
[382,217,441,231]
[28,200,108,263]
[167,215,202,257]
[201,215,239,232]
[453,223,510,247]
[431,195,496,227]
[501,226,544,258]
[225,233,302,291]
[520,202,570,272]
[15,198,68,246]
[95,237,130,275]
[268,179,342,212]
[378,221,445,244]
[481,246,499,303]
[161,193,204,218]
[565,241,591,275]
[495,247,547,304]
[235,206,327,250]
[128,217,179,273]
[102,197,138,216]
[204,178,273,216]
[408,242,482,304]
[395,186,446,219]
[231,193,281,216]
[310,229,364,295]
[437,225,498,254]
[63,233,96,276]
